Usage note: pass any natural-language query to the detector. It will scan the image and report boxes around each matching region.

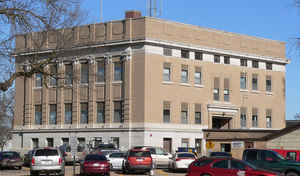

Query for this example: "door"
[163,138,172,153]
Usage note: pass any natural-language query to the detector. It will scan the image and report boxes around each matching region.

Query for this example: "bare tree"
[0,0,85,92]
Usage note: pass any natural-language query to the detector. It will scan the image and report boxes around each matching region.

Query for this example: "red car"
[80,154,110,176]
[122,149,153,174]
[187,157,283,176]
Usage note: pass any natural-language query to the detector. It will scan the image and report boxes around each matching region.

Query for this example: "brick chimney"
[125,10,142,19]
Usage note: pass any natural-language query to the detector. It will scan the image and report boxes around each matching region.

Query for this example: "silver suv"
[30,148,65,176]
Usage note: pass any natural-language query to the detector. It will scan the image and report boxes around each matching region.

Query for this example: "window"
[97,102,105,123]
[65,103,72,124]
[195,104,201,124]
[35,105,42,125]
[266,109,272,128]
[49,104,57,125]
[46,138,54,147]
[241,59,248,67]
[32,138,39,149]
[240,73,247,89]
[35,73,43,88]
[252,60,259,68]
[224,56,230,64]
[221,143,231,152]
[181,103,188,124]
[252,108,258,127]
[96,61,105,83]
[80,103,88,124]
[266,62,272,70]
[224,78,230,102]
[266,76,272,92]
[181,50,189,59]
[252,74,258,91]
[114,62,123,81]
[163,64,171,81]
[114,101,123,123]
[181,138,189,148]
[65,64,73,85]
[163,101,170,123]
[195,52,203,60]
[181,66,188,83]
[49,64,57,86]
[213,77,220,101]
[77,138,86,152]
[214,55,220,63]
[213,160,228,169]
[81,63,89,84]
[163,48,172,56]
[231,160,246,170]
[240,107,247,128]
[194,67,202,85]
[287,152,297,161]
[111,137,119,149]
[62,138,69,145]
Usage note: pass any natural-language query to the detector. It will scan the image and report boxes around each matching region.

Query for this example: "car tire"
[30,171,38,176]
[201,174,211,176]
[17,166,22,170]
[286,172,298,176]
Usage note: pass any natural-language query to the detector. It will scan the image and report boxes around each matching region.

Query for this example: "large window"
[65,103,72,124]
[224,56,230,64]
[194,67,202,85]
[252,60,259,68]
[81,63,89,84]
[163,101,170,123]
[266,62,273,70]
[195,52,203,60]
[114,101,123,123]
[181,66,188,83]
[214,55,220,63]
[163,63,171,81]
[49,104,57,125]
[266,76,272,92]
[35,73,43,88]
[240,73,247,89]
[224,78,230,102]
[163,47,172,56]
[241,59,248,67]
[114,62,123,81]
[213,77,220,101]
[80,103,88,124]
[47,138,54,147]
[266,109,272,128]
[252,74,258,91]
[35,105,42,125]
[240,107,247,128]
[49,64,57,87]
[97,102,105,123]
[96,61,105,83]
[65,64,73,85]
[195,104,201,124]
[181,103,188,124]
[32,138,39,149]
[252,108,258,127]
[181,50,189,59]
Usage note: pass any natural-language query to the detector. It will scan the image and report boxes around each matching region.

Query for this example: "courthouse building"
[11,11,289,156]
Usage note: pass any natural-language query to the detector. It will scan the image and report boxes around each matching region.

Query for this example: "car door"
[109,153,124,169]
[260,150,283,173]
[230,159,248,176]
[211,159,232,176]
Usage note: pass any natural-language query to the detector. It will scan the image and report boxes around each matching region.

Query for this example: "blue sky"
[83,0,300,120]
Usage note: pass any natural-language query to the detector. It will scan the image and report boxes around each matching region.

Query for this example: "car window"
[85,154,107,161]
[35,149,58,156]
[261,151,280,161]
[2,152,20,159]
[129,151,151,157]
[155,148,165,155]
[213,159,228,169]
[110,153,124,158]
[147,148,155,154]
[287,152,297,161]
[245,150,257,161]
[177,153,195,158]
[231,160,246,170]
[193,159,213,167]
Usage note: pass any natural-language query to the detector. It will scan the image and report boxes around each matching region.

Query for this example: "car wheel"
[286,172,298,176]
[17,166,22,170]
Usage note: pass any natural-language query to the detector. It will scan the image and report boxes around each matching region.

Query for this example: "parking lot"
[0,166,186,176]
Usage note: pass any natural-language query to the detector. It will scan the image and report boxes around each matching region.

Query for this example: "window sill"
[64,85,73,88]
[180,83,191,87]
[33,87,42,90]
[112,81,123,84]
[240,89,248,92]
[194,84,204,88]
[162,81,173,85]
[251,90,260,94]
[80,84,88,87]
[266,91,273,95]
[95,82,105,85]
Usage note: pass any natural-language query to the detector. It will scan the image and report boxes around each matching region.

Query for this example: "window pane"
[65,103,72,124]
[195,52,203,60]
[266,78,272,92]
[252,115,258,127]
[224,56,230,64]
[65,64,73,85]
[96,61,105,82]
[36,73,42,87]
[49,104,57,124]
[163,109,170,123]
[195,112,201,124]
[97,102,105,123]
[266,116,272,128]
[252,77,258,90]
[194,72,201,84]
[181,111,188,124]
[214,55,220,63]
[240,114,246,128]
[181,50,189,58]
[224,89,230,102]
[114,62,122,81]
[80,103,88,124]
[35,105,42,125]
[163,48,172,56]
[252,60,259,68]
[81,63,89,84]
[114,101,123,123]
[240,76,247,89]
[213,88,219,101]
[163,67,171,81]
[181,70,188,83]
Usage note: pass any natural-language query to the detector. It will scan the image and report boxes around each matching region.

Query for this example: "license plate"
[136,159,143,162]
[42,161,52,165]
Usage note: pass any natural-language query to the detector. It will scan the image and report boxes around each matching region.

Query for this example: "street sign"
[206,141,215,149]
[70,136,77,157]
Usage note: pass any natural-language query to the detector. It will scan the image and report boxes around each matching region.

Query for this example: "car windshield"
[35,149,58,156]
[271,151,285,160]
[129,151,151,157]
[85,154,107,161]
[110,153,124,158]
[1,152,20,159]
[177,153,195,158]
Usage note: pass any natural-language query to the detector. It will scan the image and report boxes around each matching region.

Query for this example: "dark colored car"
[122,149,153,174]
[23,150,34,167]
[187,157,282,176]
[243,149,300,176]
[0,151,23,170]
[209,152,232,158]
[80,154,110,176]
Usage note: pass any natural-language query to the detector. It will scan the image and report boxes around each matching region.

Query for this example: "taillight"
[31,157,35,165]
[176,158,182,161]
[59,157,62,165]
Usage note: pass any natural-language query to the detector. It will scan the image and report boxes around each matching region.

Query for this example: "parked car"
[30,147,65,176]
[187,156,282,176]
[91,143,120,157]
[80,154,110,176]
[23,150,34,167]
[132,146,172,168]
[122,149,153,174]
[168,152,196,171]
[209,152,232,158]
[106,152,125,170]
[59,144,88,163]
[271,149,300,161]
[243,149,300,176]
[0,151,23,170]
